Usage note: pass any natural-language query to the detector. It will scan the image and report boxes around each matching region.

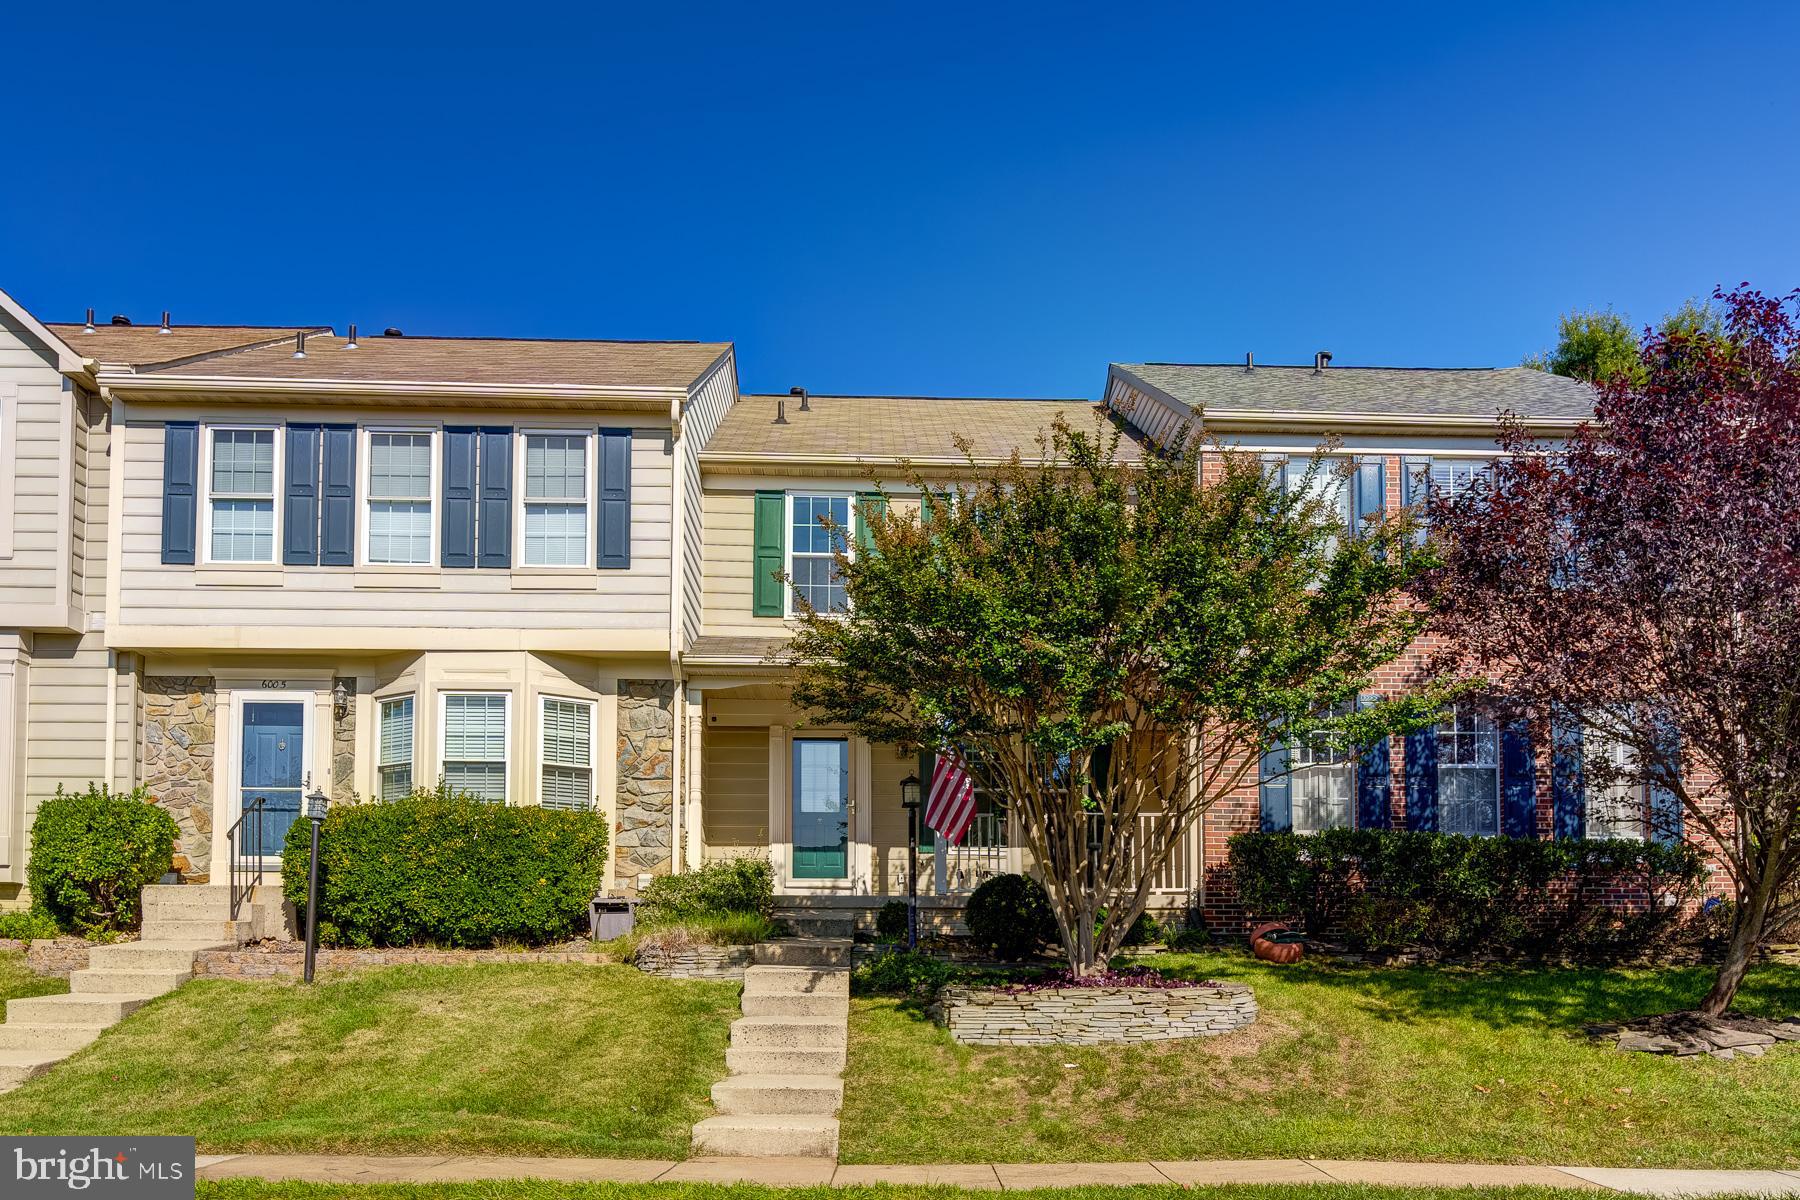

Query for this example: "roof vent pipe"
[1244,352,1254,372]
[1314,350,1333,374]
[83,308,96,333]
[293,331,308,359]
[159,311,172,334]
[774,395,789,425]
[790,386,810,412]
[345,324,359,349]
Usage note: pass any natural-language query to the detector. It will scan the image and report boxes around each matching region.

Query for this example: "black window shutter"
[477,427,512,569]
[1352,457,1385,532]
[597,427,632,569]
[160,421,199,565]
[320,424,356,566]
[1500,718,1538,839]
[1550,706,1586,841]
[442,427,477,569]
[282,424,322,565]
[1355,693,1391,829]
[1404,727,1439,831]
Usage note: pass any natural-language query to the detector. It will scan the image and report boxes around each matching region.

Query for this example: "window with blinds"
[442,692,508,802]
[539,697,595,810]
[378,696,414,801]
[367,432,433,564]
[208,428,277,562]
[523,434,589,566]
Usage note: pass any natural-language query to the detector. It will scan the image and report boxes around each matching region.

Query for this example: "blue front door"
[241,701,305,857]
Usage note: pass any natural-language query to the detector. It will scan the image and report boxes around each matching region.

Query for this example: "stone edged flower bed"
[1589,1010,1800,1060]
[931,975,1257,1045]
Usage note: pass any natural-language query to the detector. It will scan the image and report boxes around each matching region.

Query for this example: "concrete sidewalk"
[193,1153,1800,1196]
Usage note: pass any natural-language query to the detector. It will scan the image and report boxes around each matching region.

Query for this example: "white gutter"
[98,373,687,407]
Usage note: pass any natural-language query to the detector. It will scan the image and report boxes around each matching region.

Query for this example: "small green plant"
[636,857,774,926]
[1166,925,1211,952]
[0,908,63,940]
[27,784,178,936]
[875,900,909,941]
[965,873,1056,960]
[614,912,782,961]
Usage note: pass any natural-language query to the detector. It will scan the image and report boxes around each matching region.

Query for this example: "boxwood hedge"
[27,784,177,936]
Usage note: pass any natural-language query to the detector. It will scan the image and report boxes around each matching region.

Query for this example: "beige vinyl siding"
[24,632,113,814]
[700,488,786,638]
[117,414,675,633]
[870,743,915,897]
[0,314,74,620]
[701,725,768,855]
[72,389,108,613]
[677,354,737,652]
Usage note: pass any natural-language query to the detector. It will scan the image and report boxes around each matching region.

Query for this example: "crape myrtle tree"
[786,415,1434,975]
[1423,285,1800,1014]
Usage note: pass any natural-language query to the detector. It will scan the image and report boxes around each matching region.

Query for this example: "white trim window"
[377,695,415,801]
[522,432,591,567]
[1438,705,1500,836]
[539,696,596,810]
[1430,459,1491,499]
[206,426,278,563]
[1285,456,1352,526]
[787,493,853,614]
[365,431,435,565]
[1585,729,1647,840]
[441,692,510,803]
[1290,702,1355,834]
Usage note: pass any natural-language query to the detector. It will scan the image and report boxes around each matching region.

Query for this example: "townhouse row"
[0,288,1643,927]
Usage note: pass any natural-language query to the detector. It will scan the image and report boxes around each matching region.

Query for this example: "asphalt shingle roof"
[707,395,1145,462]
[47,322,326,368]
[1116,363,1595,421]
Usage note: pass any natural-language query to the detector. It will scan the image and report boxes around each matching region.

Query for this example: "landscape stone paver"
[995,1162,1170,1188]
[1154,1159,1335,1185]
[1561,1168,1800,1197]
[833,1164,1004,1189]
[1310,1161,1599,1189]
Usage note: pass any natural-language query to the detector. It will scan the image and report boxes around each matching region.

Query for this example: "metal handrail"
[227,797,267,921]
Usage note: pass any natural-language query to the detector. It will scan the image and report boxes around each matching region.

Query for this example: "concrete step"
[712,1073,844,1117]
[742,965,849,996]
[0,1023,103,1052]
[138,918,253,944]
[726,1045,846,1075]
[730,1016,847,1050]
[70,969,193,997]
[751,940,852,968]
[5,994,153,1025]
[690,1114,838,1158]
[86,941,217,973]
[0,1048,70,1092]
[741,991,850,1019]
[774,913,857,939]
[141,884,234,917]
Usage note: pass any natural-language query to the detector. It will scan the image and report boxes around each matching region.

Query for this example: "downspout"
[103,650,116,792]
[667,392,687,873]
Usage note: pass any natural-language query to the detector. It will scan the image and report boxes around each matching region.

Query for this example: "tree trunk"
[1699,860,1778,1016]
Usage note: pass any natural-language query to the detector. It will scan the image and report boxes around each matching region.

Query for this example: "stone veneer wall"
[0,938,94,978]
[632,943,752,980]
[933,981,1258,1045]
[141,676,217,883]
[194,944,613,980]
[615,680,676,891]
[332,691,356,802]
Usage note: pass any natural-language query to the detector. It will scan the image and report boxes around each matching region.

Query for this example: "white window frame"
[784,491,856,617]
[1429,458,1492,500]
[1584,727,1647,841]
[361,426,439,567]
[200,423,283,565]
[1289,702,1356,835]
[537,694,598,810]
[438,690,512,804]
[1438,705,1501,837]
[376,693,417,802]
[515,428,596,569]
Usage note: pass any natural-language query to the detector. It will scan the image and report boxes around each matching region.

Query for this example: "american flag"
[925,750,977,846]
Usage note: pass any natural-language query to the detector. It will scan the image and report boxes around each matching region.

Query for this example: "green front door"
[791,738,849,879]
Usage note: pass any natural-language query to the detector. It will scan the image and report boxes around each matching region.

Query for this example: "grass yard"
[0,963,738,1159]
[0,948,69,1011]
[840,952,1800,1168]
[193,1185,1667,1200]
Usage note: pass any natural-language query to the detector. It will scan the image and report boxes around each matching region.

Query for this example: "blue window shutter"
[160,421,199,565]
[1649,711,1684,844]
[1258,739,1292,833]
[752,491,786,616]
[282,423,321,565]
[1404,726,1439,831]
[1550,707,1586,841]
[1402,456,1431,546]
[320,424,356,566]
[477,427,512,569]
[1352,458,1385,532]
[597,427,632,569]
[1356,693,1391,829]
[442,427,477,569]
[1501,718,1538,839]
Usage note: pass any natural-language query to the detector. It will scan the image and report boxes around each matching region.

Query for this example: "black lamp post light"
[302,784,329,984]
[900,772,922,950]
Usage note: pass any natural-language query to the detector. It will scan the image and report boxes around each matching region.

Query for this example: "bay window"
[539,696,595,810]
[441,692,509,802]
[377,696,415,801]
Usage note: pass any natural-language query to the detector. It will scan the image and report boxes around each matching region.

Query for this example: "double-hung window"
[523,433,590,566]
[1438,705,1500,836]
[1290,702,1356,833]
[539,696,595,810]
[441,692,509,802]
[207,428,277,562]
[1429,459,1490,499]
[1585,728,1646,839]
[788,493,852,614]
[366,432,434,564]
[377,696,415,801]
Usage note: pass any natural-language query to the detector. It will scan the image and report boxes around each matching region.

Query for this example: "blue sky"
[4,1,1796,397]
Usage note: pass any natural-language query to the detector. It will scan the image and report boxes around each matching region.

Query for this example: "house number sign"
[260,680,288,689]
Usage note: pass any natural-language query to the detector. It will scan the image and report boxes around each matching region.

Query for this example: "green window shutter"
[856,492,887,556]
[752,491,786,616]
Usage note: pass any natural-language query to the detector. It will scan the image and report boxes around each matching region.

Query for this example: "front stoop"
[691,941,851,1159]
[0,883,258,1094]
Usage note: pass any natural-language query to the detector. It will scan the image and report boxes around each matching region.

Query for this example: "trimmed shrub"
[1227,828,1708,959]
[965,873,1056,960]
[636,857,774,927]
[1167,925,1211,952]
[27,784,178,936]
[875,900,909,941]
[282,790,608,948]
[0,908,64,940]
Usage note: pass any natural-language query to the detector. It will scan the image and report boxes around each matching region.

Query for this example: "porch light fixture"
[900,772,922,950]
[331,679,350,722]
[302,785,329,984]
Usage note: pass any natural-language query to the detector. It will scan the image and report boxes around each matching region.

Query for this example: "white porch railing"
[930,810,1198,897]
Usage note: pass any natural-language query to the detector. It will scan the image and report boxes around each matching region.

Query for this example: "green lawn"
[0,948,69,1011]
[0,963,738,1159]
[839,952,1800,1168]
[194,1185,1670,1200]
